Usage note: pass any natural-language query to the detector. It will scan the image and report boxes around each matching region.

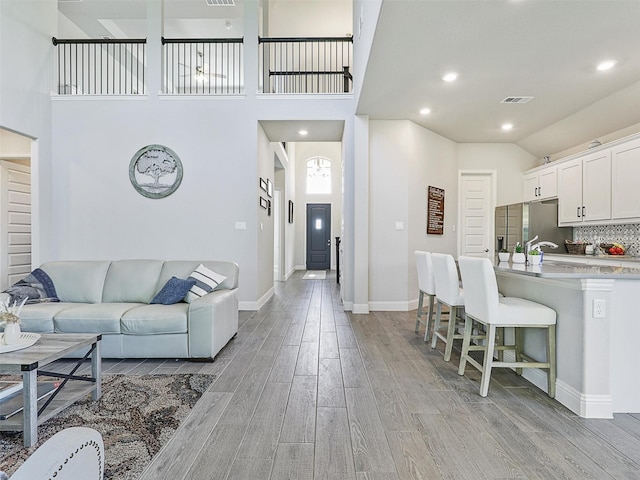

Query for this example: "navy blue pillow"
[151,277,196,305]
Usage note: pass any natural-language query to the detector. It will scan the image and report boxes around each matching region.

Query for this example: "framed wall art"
[259,178,268,192]
[288,200,294,223]
[259,196,268,209]
[266,179,273,198]
[129,144,183,199]
[427,185,445,235]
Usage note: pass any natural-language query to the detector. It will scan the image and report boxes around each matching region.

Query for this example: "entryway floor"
[302,270,327,280]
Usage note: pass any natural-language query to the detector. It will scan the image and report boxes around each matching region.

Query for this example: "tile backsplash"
[574,224,640,256]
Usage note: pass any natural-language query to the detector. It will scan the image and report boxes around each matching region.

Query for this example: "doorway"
[306,203,331,270]
[0,160,32,289]
[458,171,495,258]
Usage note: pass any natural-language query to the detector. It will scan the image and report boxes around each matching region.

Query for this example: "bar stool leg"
[415,290,424,333]
[458,315,473,375]
[496,326,505,361]
[430,301,443,348]
[425,294,435,342]
[444,305,457,362]
[479,325,497,397]
[515,327,524,376]
[547,324,557,398]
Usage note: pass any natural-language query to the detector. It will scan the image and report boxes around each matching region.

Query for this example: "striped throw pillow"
[184,264,227,303]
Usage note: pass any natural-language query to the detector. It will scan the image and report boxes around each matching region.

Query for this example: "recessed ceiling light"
[442,72,458,82]
[298,130,308,136]
[419,108,431,115]
[596,60,616,71]
[501,123,514,131]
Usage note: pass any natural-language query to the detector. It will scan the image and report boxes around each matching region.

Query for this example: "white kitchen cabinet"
[523,165,557,202]
[557,150,611,225]
[611,137,640,220]
[583,150,611,221]
[558,159,583,224]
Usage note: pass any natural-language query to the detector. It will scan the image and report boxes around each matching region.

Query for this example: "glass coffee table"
[0,333,102,447]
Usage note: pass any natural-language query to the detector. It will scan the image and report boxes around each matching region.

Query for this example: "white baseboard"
[341,300,419,313]
[555,380,613,419]
[501,351,614,419]
[352,303,369,314]
[368,301,411,312]
[239,287,274,311]
[284,267,296,280]
[294,264,306,271]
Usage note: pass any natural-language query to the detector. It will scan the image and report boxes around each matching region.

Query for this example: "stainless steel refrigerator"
[495,200,572,253]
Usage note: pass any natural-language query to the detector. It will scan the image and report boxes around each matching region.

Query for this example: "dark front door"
[306,203,331,270]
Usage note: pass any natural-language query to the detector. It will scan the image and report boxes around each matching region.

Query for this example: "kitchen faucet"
[526,235,559,261]
[531,241,559,250]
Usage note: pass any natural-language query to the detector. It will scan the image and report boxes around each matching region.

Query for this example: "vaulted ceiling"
[57,0,640,157]
[358,0,640,158]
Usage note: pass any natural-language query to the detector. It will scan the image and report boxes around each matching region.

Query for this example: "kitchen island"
[493,259,640,418]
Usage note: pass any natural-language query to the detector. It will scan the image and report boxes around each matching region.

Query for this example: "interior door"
[306,203,331,270]
[459,172,493,257]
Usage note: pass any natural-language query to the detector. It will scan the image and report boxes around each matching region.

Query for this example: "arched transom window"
[306,157,331,194]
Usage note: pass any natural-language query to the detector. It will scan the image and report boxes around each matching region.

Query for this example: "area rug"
[0,373,215,479]
[303,270,326,280]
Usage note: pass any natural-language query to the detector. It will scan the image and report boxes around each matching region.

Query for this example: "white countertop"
[494,259,640,279]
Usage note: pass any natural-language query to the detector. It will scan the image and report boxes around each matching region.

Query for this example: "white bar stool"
[414,251,436,341]
[430,253,465,361]
[457,256,557,398]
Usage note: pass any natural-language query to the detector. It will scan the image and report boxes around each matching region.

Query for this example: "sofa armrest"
[187,288,238,359]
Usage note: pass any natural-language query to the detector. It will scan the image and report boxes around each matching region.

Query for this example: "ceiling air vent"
[206,0,235,5]
[501,96,534,104]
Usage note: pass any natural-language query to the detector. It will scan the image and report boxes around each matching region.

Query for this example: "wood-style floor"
[96,271,640,479]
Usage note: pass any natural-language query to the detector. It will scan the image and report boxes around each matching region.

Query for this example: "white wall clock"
[129,144,183,199]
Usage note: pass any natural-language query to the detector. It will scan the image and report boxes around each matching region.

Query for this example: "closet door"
[0,160,31,290]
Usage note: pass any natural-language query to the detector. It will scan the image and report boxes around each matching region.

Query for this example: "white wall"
[293,142,343,270]
[352,0,383,105]
[369,120,458,310]
[281,143,297,279]
[369,121,409,310]
[257,124,275,302]
[267,0,352,37]
[50,98,259,305]
[457,143,537,207]
[0,1,58,268]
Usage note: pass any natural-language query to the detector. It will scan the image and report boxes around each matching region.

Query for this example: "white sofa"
[2,260,239,360]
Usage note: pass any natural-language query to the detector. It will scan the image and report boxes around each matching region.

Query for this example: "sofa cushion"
[40,261,111,303]
[53,303,142,334]
[121,304,188,335]
[185,264,227,303]
[151,277,195,305]
[16,303,77,333]
[102,260,164,303]
[158,261,239,291]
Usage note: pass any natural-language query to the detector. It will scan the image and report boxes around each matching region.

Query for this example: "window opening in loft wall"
[306,157,332,194]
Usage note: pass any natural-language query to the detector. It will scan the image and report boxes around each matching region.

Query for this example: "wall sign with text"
[427,186,445,235]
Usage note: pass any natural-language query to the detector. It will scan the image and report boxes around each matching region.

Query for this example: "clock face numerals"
[129,144,183,199]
